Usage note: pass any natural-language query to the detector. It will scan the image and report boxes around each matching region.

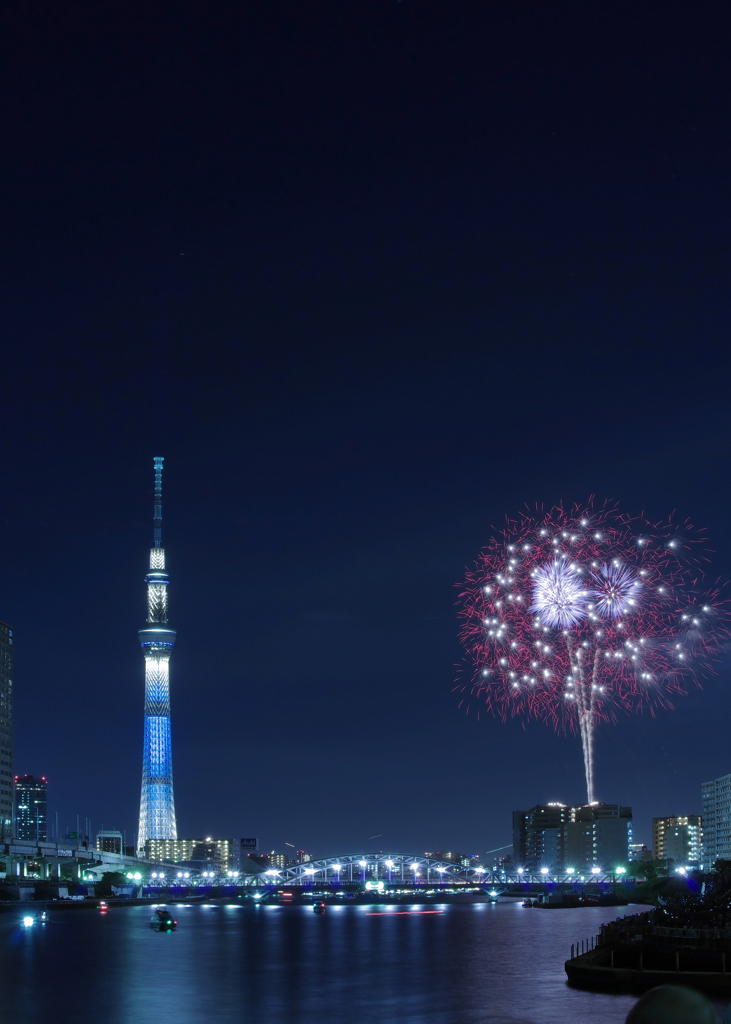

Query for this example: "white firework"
[590,562,641,619]
[530,560,588,629]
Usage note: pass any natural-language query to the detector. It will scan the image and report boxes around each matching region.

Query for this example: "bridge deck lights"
[591,867,601,874]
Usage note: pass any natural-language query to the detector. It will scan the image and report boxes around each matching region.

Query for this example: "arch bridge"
[242,853,621,887]
[245,853,493,886]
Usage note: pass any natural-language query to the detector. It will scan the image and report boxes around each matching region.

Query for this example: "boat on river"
[150,908,177,931]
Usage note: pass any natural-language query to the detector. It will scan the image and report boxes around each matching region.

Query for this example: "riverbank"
[565,910,731,993]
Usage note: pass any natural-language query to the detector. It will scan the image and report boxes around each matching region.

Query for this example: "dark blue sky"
[2,1,731,855]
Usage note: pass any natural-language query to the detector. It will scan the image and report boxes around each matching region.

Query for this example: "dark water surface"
[1,901,725,1023]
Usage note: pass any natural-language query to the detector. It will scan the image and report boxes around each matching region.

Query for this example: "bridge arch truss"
[242,854,621,887]
[245,853,493,886]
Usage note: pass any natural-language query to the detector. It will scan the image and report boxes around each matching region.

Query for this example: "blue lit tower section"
[137,457,178,855]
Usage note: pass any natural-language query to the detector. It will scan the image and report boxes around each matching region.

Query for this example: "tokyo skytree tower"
[137,457,177,854]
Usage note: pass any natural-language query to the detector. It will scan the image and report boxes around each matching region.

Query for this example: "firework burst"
[457,503,728,802]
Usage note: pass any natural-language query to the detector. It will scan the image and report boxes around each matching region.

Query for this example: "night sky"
[3,1,731,857]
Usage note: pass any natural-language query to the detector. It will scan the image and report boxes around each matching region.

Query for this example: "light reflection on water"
[0,901,723,1023]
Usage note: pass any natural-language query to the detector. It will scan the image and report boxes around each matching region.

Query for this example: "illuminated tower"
[137,457,177,854]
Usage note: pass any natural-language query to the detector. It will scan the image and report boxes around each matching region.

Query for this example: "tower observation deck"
[137,457,177,855]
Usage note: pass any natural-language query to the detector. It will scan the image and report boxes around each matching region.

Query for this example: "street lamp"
[591,867,601,875]
[566,867,575,875]
[540,867,549,875]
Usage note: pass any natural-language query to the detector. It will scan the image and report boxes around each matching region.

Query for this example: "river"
[1,900,727,1023]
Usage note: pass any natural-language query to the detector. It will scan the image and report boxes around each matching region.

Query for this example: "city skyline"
[1,462,721,856]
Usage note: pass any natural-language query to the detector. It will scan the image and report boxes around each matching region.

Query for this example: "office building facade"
[14,775,48,841]
[145,837,231,869]
[702,774,731,865]
[96,830,124,854]
[0,622,12,839]
[629,843,652,862]
[513,802,632,872]
[228,838,259,871]
[652,816,702,864]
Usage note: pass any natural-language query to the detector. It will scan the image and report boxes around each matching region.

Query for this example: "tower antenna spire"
[153,456,164,548]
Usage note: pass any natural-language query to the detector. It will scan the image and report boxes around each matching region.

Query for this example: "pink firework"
[457,503,729,802]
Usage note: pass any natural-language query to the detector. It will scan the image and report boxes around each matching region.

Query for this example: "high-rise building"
[566,804,633,871]
[228,838,259,870]
[137,457,178,854]
[513,804,571,872]
[702,774,731,865]
[513,802,632,872]
[14,775,47,841]
[652,816,702,864]
[0,621,12,839]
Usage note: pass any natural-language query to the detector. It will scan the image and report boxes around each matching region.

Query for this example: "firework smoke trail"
[457,504,729,803]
